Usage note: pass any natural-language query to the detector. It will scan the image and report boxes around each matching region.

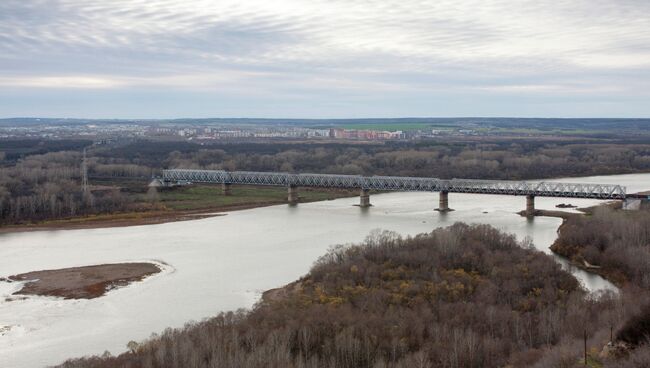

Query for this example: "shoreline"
[0,196,351,234]
[532,203,628,289]
[5,262,163,300]
[1,194,625,292]
[0,182,633,235]
[0,205,251,234]
[265,205,619,305]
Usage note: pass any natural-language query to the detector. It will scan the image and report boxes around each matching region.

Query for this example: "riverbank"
[515,201,630,289]
[266,204,619,307]
[0,185,359,233]
[0,209,222,233]
[543,202,631,288]
[551,241,629,289]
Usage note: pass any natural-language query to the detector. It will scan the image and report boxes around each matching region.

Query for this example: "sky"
[0,0,649,119]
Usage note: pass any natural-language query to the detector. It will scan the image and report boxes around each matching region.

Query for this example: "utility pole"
[81,148,89,195]
[584,329,588,366]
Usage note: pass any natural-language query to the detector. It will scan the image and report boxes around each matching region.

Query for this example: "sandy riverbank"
[4,263,162,300]
[0,202,289,234]
[0,189,360,234]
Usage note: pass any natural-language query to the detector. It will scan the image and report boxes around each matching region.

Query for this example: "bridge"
[159,169,627,216]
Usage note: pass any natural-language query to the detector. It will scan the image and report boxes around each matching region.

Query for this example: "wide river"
[1,173,649,368]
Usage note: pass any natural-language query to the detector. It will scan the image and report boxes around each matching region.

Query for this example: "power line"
[81,148,89,194]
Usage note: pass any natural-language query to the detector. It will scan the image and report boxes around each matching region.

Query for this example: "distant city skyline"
[1,0,649,118]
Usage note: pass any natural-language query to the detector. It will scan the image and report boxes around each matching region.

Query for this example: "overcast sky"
[1,0,649,118]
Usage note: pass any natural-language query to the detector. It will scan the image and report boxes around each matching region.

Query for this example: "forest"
[4,137,650,225]
[55,224,650,367]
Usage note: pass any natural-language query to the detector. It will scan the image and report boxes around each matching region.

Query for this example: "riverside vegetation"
[56,224,650,368]
[4,138,650,225]
[552,206,650,288]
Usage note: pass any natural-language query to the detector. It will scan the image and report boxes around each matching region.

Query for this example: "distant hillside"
[2,117,650,130]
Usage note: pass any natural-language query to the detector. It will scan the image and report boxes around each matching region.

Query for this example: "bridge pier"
[435,191,453,212]
[525,195,535,217]
[222,183,232,196]
[288,185,299,204]
[359,188,371,208]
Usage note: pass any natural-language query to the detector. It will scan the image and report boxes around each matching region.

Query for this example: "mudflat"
[7,263,161,299]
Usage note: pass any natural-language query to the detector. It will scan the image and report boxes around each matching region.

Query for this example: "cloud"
[0,76,123,89]
[0,0,648,117]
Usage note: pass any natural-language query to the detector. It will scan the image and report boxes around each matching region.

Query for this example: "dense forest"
[55,224,649,367]
[163,142,650,179]
[3,138,650,225]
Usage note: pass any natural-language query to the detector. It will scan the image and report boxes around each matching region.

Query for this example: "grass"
[158,185,356,211]
[338,123,435,131]
[34,211,156,224]
[3,184,358,230]
[331,123,607,136]
[583,353,604,368]
[486,127,610,136]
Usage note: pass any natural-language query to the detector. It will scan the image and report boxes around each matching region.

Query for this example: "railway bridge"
[158,169,627,216]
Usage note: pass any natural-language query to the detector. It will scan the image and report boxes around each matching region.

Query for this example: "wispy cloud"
[0,0,648,117]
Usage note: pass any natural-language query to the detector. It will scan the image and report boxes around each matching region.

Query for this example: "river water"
[1,172,649,368]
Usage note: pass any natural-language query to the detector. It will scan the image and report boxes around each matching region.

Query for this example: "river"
[1,172,649,368]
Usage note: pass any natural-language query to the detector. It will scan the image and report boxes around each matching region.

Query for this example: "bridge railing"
[162,169,626,199]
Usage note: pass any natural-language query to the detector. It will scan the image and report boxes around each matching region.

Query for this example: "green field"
[334,123,611,136]
[337,123,442,131]
[158,185,355,211]
[486,127,610,135]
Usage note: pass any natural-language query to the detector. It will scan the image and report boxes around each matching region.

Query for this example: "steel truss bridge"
[162,169,626,200]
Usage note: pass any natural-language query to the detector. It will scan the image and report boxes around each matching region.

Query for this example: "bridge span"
[160,169,627,216]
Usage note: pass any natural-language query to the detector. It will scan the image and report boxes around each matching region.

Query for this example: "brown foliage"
[55,224,627,368]
[553,207,650,288]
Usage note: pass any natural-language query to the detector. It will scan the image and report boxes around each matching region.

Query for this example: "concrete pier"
[525,195,535,216]
[222,183,232,196]
[436,191,453,212]
[624,198,642,210]
[288,185,299,204]
[359,188,371,207]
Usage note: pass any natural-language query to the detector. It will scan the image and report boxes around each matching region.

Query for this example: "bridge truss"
[162,169,626,199]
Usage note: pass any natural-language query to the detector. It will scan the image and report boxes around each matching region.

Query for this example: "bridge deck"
[162,169,626,199]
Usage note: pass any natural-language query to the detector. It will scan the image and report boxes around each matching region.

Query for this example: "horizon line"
[3,116,650,121]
